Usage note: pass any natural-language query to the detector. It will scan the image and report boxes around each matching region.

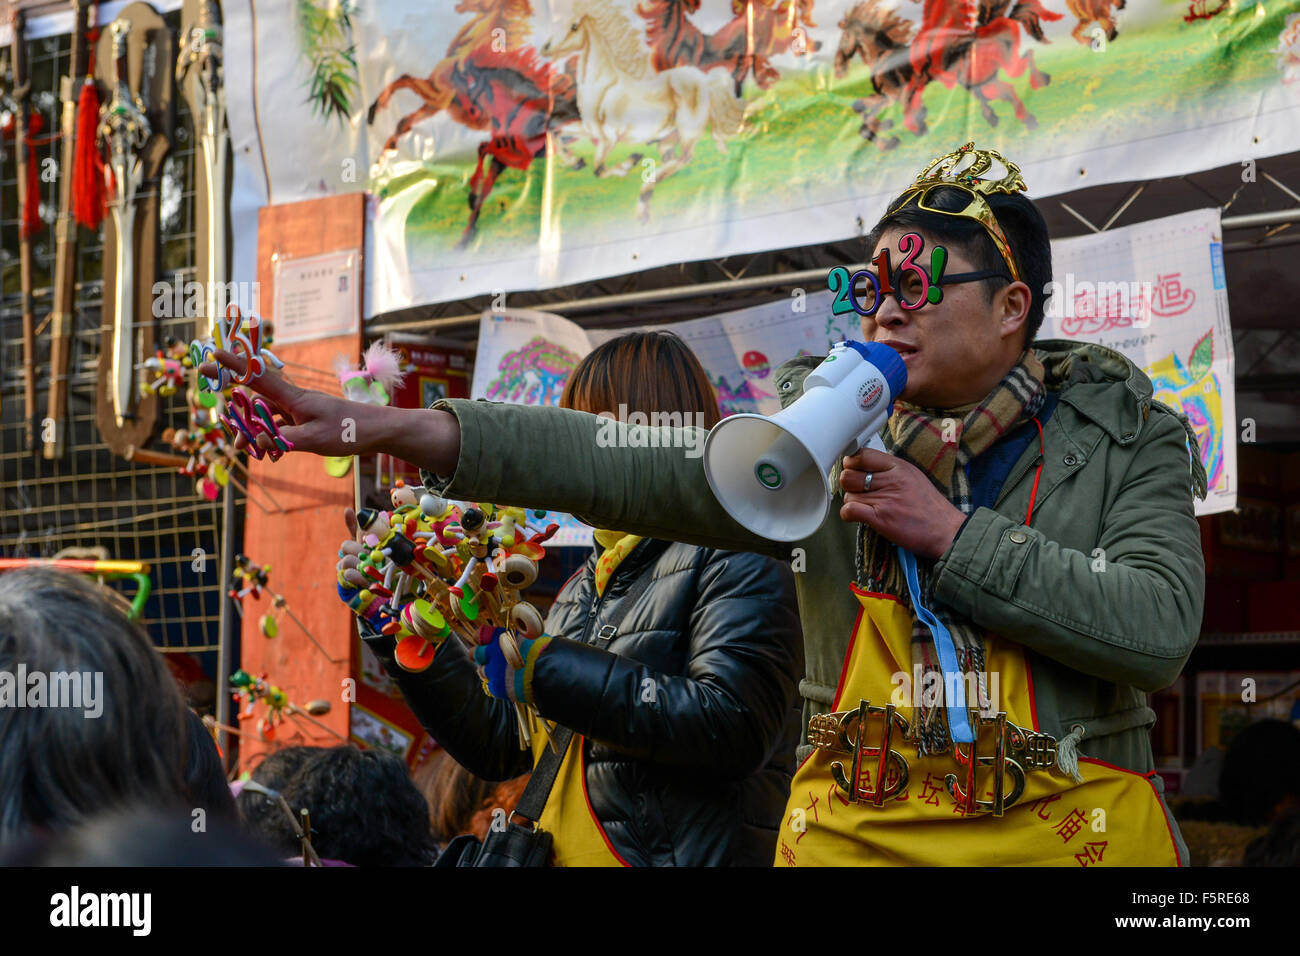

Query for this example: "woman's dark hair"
[0,568,190,841]
[236,745,327,846]
[182,709,237,822]
[1219,719,1300,827]
[561,330,722,428]
[0,808,286,867]
[248,745,437,866]
[865,186,1053,347]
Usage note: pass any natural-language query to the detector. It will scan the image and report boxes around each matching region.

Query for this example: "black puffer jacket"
[364,537,803,866]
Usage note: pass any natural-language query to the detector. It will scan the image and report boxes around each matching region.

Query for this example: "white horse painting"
[541,0,745,223]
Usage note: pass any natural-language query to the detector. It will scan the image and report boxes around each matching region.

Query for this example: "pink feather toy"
[336,342,406,406]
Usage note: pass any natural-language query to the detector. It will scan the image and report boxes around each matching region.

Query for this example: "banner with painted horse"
[226,1,1300,311]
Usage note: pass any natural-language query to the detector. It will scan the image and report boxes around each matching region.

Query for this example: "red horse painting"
[901,0,1062,135]
[637,0,821,95]
[447,46,581,247]
[367,0,536,155]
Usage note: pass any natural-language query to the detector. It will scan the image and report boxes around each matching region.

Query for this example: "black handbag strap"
[512,560,656,823]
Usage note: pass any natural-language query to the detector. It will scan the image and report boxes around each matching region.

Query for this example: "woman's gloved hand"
[474,628,551,705]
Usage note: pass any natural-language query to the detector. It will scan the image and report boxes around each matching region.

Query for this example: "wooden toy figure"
[229,554,270,601]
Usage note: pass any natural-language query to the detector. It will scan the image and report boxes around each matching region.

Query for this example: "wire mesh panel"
[0,13,234,654]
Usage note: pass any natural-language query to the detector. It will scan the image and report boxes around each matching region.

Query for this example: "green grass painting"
[369,2,1296,258]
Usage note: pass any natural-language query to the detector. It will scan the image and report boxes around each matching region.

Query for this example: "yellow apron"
[530,729,627,866]
[526,528,640,867]
[775,585,1182,867]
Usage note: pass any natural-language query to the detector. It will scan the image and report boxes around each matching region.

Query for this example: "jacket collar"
[1032,338,1152,445]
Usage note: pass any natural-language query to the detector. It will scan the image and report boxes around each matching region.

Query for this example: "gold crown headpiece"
[912,142,1027,196]
[889,142,1027,282]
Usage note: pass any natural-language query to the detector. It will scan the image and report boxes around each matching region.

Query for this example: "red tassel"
[22,140,42,239]
[72,76,107,231]
[2,111,45,239]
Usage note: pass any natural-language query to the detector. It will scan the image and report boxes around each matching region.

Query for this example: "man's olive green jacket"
[430,339,1206,845]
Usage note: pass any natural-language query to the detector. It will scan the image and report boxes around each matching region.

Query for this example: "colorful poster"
[471,310,593,545]
[226,1,1300,310]
[1040,208,1236,516]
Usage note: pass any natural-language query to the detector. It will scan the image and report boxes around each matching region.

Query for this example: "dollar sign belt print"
[775,585,1184,867]
[809,703,1060,816]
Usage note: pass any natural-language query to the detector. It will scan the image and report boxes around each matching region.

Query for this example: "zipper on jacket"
[578,557,641,648]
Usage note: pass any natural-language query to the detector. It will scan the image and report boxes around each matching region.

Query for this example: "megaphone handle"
[898,546,975,744]
[863,431,888,454]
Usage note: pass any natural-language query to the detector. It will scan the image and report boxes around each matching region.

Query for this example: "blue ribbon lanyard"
[897,546,974,744]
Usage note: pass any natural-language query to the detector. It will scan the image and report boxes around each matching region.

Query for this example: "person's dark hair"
[1242,810,1300,866]
[413,749,492,845]
[0,807,286,866]
[0,568,190,841]
[250,745,436,866]
[1218,719,1300,827]
[865,186,1053,347]
[561,330,722,428]
[182,709,237,822]
[236,745,327,846]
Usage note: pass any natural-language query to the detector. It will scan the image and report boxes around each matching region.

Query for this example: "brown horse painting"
[638,0,822,96]
[834,0,916,149]
[1066,0,1126,45]
[367,0,535,155]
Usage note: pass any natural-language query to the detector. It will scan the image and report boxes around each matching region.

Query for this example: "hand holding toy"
[200,346,364,458]
[335,497,560,751]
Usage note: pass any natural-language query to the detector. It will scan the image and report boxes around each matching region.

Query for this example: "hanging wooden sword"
[178,0,228,328]
[101,18,151,430]
[93,3,173,459]
[42,0,93,461]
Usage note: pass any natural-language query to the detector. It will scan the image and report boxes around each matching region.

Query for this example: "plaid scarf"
[855,351,1047,755]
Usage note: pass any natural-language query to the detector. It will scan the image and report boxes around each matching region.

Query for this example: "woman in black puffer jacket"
[358,332,803,866]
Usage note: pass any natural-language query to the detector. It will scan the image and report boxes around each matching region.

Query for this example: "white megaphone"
[703,340,908,542]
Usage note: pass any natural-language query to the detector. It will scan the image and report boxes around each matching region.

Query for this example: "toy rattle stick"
[217,456,288,515]
[266,589,345,663]
[208,463,280,517]
[222,454,288,512]
[498,630,533,751]
[283,704,348,744]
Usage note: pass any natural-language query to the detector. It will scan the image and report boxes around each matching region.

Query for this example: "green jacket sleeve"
[931,409,1205,692]
[432,397,788,560]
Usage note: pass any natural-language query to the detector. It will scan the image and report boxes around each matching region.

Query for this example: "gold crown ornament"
[889,142,1027,282]
[912,142,1027,196]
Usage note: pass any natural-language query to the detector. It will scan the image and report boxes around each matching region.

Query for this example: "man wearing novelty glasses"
[213,143,1206,866]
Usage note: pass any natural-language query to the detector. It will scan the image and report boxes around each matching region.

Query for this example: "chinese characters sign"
[1041,209,1236,516]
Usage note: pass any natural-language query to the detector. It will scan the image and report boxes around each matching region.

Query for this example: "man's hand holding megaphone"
[839,450,966,561]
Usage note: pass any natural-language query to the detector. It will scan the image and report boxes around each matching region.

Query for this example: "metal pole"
[214,482,236,764]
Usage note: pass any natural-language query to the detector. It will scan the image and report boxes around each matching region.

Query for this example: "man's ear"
[999,281,1031,344]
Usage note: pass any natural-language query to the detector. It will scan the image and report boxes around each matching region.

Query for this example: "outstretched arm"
[203,350,786,558]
